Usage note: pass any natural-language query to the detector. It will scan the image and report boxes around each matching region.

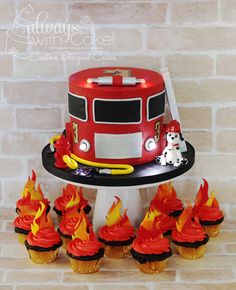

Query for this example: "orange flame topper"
[31,202,53,236]
[72,211,90,241]
[106,196,131,227]
[21,170,45,201]
[140,209,161,231]
[176,202,192,233]
[158,182,177,201]
[195,179,219,208]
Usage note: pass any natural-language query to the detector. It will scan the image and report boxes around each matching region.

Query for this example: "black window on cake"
[68,93,87,121]
[94,99,141,124]
[147,90,165,121]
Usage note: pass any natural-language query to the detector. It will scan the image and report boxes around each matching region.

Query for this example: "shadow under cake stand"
[42,142,195,231]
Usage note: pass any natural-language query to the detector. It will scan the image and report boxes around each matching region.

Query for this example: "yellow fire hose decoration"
[50,135,134,175]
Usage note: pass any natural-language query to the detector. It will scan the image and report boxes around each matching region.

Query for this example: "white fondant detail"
[95,132,142,159]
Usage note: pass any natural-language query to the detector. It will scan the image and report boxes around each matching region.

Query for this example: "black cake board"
[42,142,194,189]
[42,142,194,230]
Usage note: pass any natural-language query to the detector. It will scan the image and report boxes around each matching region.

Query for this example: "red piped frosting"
[14,215,34,231]
[59,191,91,236]
[140,209,175,235]
[16,170,50,213]
[193,179,224,222]
[131,212,171,255]
[54,184,89,212]
[150,182,183,215]
[67,212,102,257]
[98,197,135,242]
[26,202,61,248]
[171,203,207,243]
[27,227,61,248]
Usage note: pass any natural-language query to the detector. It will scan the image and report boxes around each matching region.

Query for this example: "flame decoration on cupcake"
[72,211,91,241]
[176,202,193,233]
[31,202,53,236]
[140,209,160,231]
[105,196,132,227]
[158,182,177,201]
[195,179,219,209]
[21,170,44,201]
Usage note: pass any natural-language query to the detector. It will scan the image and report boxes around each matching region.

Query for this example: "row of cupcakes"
[14,171,224,274]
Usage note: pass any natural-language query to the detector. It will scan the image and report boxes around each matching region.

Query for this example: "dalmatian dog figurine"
[156,120,187,167]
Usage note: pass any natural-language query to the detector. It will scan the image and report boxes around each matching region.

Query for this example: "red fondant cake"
[65,67,166,165]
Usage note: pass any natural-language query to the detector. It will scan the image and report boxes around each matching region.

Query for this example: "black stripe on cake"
[57,228,72,239]
[67,247,104,261]
[14,227,30,235]
[200,216,224,226]
[25,239,62,252]
[99,236,135,246]
[172,234,209,248]
[130,248,172,264]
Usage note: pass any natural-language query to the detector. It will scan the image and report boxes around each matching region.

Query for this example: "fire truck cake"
[49,67,187,176]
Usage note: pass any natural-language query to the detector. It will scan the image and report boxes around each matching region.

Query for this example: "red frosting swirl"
[16,198,50,213]
[14,215,34,231]
[157,214,176,233]
[54,195,73,211]
[67,238,103,257]
[99,224,135,242]
[59,217,79,236]
[161,198,183,214]
[132,235,170,255]
[194,205,223,222]
[171,220,206,243]
[27,227,61,248]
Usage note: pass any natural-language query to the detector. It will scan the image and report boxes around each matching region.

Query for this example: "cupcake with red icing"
[148,199,176,237]
[14,204,37,244]
[171,203,209,259]
[150,182,183,218]
[98,197,135,259]
[131,211,172,274]
[58,190,91,249]
[67,213,104,274]
[25,202,62,264]
[16,170,50,215]
[53,184,91,222]
[193,179,224,237]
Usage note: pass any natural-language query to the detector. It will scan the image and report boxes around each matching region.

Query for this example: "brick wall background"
[0,1,236,289]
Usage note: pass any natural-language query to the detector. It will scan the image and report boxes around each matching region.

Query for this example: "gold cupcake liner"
[17,233,27,244]
[61,236,72,249]
[69,257,102,274]
[203,224,221,237]
[137,259,167,274]
[102,243,131,259]
[28,248,59,264]
[175,244,206,259]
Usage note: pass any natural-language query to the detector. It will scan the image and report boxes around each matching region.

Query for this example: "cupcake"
[25,202,62,264]
[67,212,104,274]
[171,203,209,259]
[148,201,176,237]
[98,197,135,259]
[53,184,91,222]
[14,205,37,244]
[16,170,50,215]
[131,212,172,274]
[58,191,91,249]
[193,179,224,237]
[150,182,183,218]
